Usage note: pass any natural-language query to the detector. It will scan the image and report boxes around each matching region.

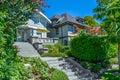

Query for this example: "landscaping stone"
[41,57,99,80]
[112,64,119,69]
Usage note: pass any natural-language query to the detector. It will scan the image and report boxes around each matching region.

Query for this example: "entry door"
[17,30,24,42]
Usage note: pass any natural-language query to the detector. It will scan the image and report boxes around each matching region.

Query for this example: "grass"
[50,69,69,80]
[41,52,68,57]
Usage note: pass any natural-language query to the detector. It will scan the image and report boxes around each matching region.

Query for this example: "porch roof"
[19,19,49,32]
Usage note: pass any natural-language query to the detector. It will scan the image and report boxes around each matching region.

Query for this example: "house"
[48,13,88,46]
[17,11,58,45]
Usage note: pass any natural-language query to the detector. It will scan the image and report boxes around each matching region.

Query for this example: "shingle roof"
[51,14,61,20]
[51,13,88,28]
[76,16,85,21]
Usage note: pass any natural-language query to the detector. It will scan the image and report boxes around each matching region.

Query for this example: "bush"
[22,57,50,80]
[109,57,118,64]
[107,44,118,58]
[41,53,67,57]
[71,33,109,62]
[60,46,70,53]
[42,43,68,57]
[80,61,102,73]
[101,60,111,68]
[70,32,118,63]
[21,57,69,80]
[101,70,120,80]
[50,69,69,80]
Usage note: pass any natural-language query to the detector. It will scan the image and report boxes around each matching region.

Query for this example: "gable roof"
[38,11,51,23]
[51,13,88,28]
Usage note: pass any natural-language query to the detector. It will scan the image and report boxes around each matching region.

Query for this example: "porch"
[29,36,58,45]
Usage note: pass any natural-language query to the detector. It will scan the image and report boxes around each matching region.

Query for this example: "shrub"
[101,60,111,68]
[22,57,50,80]
[107,44,118,58]
[109,57,118,64]
[50,69,69,80]
[42,43,68,57]
[90,64,102,73]
[71,33,109,62]
[101,70,120,80]
[41,53,67,57]
[70,32,118,63]
[80,61,102,73]
[60,46,70,53]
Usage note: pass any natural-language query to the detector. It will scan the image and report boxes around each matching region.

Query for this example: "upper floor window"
[69,26,76,32]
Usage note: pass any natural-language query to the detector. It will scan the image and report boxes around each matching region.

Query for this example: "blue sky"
[43,0,97,18]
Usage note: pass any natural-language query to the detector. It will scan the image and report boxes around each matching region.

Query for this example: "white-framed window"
[37,32,42,38]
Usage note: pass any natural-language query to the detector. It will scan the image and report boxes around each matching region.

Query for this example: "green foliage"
[41,53,67,57]
[109,57,118,64]
[50,69,69,80]
[84,16,99,27]
[0,57,30,80]
[0,0,45,79]
[94,0,120,70]
[71,31,118,63]
[21,57,69,80]
[22,57,50,80]
[107,44,118,58]
[101,70,120,80]
[71,32,109,62]
[42,43,68,57]
[80,62,102,73]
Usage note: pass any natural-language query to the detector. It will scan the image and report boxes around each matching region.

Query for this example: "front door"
[17,29,25,42]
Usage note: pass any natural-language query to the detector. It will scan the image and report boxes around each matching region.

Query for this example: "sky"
[43,0,97,19]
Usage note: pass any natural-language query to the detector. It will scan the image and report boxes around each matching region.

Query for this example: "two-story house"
[48,13,88,45]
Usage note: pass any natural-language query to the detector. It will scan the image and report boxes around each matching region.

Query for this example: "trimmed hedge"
[70,33,117,63]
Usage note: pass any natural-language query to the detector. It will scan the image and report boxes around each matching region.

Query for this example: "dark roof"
[50,14,61,21]
[51,13,88,28]
[76,16,85,21]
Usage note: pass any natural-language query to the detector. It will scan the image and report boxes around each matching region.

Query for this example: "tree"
[0,0,48,79]
[94,0,120,70]
[84,16,99,27]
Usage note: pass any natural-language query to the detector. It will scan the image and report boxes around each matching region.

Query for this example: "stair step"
[68,76,78,80]
[48,62,67,68]
[41,57,63,62]
[46,60,65,64]
[40,57,97,80]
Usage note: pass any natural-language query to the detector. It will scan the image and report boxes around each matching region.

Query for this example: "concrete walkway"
[14,42,40,57]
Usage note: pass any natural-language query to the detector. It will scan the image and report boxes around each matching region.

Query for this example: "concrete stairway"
[41,57,95,80]
[14,42,40,57]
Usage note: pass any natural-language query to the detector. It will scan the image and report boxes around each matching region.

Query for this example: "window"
[55,28,59,35]
[37,32,42,38]
[69,26,76,32]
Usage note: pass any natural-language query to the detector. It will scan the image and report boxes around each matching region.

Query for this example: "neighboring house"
[48,13,88,46]
[17,11,58,45]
